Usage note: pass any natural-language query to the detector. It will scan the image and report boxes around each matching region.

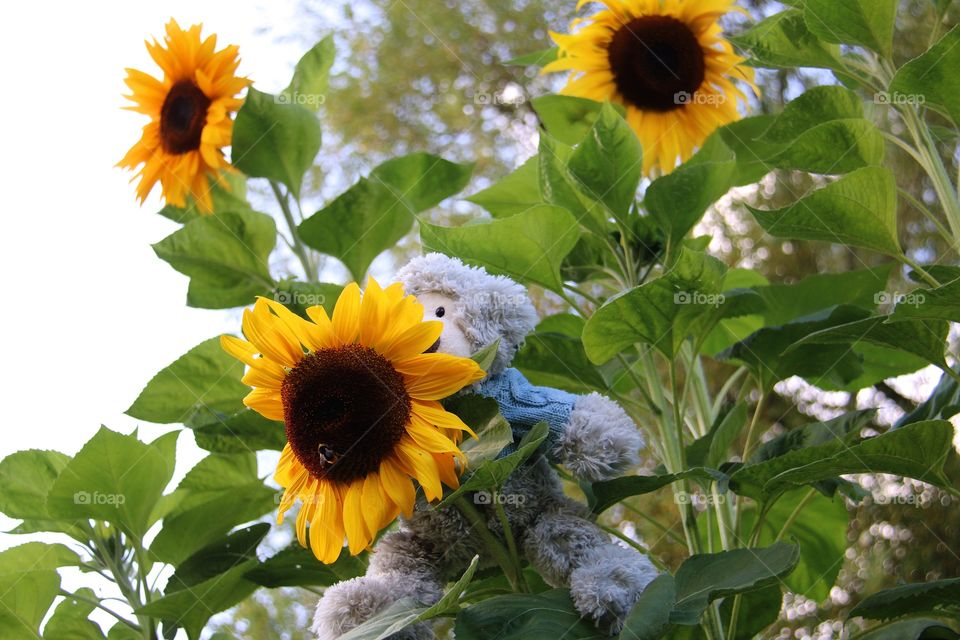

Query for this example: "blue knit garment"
[476,368,577,460]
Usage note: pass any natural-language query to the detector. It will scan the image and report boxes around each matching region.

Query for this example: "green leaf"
[741,490,849,601]
[127,337,248,424]
[803,0,897,57]
[505,47,558,67]
[283,35,334,111]
[150,453,276,566]
[0,543,79,639]
[186,407,287,453]
[152,209,276,309]
[531,95,610,145]
[470,338,501,372]
[582,247,726,362]
[729,420,955,502]
[730,9,842,70]
[136,560,259,640]
[420,204,580,294]
[889,26,960,126]
[514,332,606,393]
[440,422,549,505]
[340,556,480,640]
[166,524,269,592]
[857,619,959,640]
[748,167,901,257]
[47,428,177,537]
[567,102,642,219]
[895,365,960,427]
[589,468,726,515]
[467,156,541,218]
[231,87,321,198]
[617,574,676,640]
[888,277,960,324]
[274,281,343,318]
[850,578,960,621]
[539,133,610,235]
[0,449,70,520]
[246,543,366,588]
[300,153,473,282]
[443,394,513,468]
[769,119,885,174]
[760,86,865,143]
[44,588,107,639]
[718,585,783,640]
[670,542,800,625]
[706,403,749,469]
[456,589,607,640]
[787,316,950,371]
[691,116,782,185]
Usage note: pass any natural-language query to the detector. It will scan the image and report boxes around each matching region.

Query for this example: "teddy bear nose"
[425,337,441,353]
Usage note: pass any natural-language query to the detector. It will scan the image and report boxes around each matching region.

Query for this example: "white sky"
[0,1,313,543]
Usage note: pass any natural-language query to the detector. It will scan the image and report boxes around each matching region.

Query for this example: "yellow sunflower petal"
[342,480,370,554]
[380,456,416,518]
[394,354,485,400]
[309,481,344,563]
[331,283,361,344]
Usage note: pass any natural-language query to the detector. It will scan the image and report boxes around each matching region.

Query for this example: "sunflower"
[118,19,247,213]
[543,0,756,176]
[221,279,485,563]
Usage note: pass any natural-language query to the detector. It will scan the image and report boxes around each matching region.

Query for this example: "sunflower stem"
[492,490,528,592]
[270,181,318,283]
[454,496,522,591]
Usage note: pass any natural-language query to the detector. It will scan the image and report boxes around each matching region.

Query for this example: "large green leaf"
[456,588,607,640]
[787,316,950,371]
[282,35,334,111]
[421,204,580,293]
[0,449,70,520]
[895,365,960,428]
[539,133,610,235]
[246,543,366,588]
[670,542,800,625]
[47,428,177,537]
[582,248,727,363]
[589,468,726,515]
[691,116,783,185]
[166,524,269,592]
[748,167,901,257]
[152,209,276,309]
[467,156,541,218]
[231,87,321,198]
[888,277,960,324]
[889,26,960,126]
[531,95,610,145]
[730,9,842,70]
[617,574,676,640]
[136,560,260,640]
[729,420,955,502]
[769,119,884,174]
[760,86,864,143]
[803,0,897,57]
[150,453,276,566]
[567,102,642,219]
[849,578,960,621]
[44,587,106,639]
[127,337,248,424]
[0,543,79,640]
[300,153,473,282]
[274,281,343,318]
[186,407,287,453]
[741,490,849,601]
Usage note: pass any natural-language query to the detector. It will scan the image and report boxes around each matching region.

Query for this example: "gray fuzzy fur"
[313,256,658,639]
[555,393,644,482]
[396,253,538,375]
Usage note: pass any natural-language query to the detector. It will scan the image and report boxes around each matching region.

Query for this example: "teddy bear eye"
[435,306,445,318]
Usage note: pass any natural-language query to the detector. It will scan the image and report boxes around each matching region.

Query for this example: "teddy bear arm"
[553,392,644,482]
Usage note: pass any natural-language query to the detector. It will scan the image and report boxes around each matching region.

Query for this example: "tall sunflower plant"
[2,2,959,639]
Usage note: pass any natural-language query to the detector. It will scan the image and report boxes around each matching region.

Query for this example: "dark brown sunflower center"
[607,15,706,113]
[281,344,411,484]
[159,81,211,154]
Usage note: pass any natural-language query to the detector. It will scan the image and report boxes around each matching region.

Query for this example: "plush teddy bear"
[312,253,658,639]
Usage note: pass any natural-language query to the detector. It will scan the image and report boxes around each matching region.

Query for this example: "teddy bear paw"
[556,392,644,483]
[312,573,435,640]
[569,544,660,635]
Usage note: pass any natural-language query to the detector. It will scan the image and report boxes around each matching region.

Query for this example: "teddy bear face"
[415,291,473,359]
